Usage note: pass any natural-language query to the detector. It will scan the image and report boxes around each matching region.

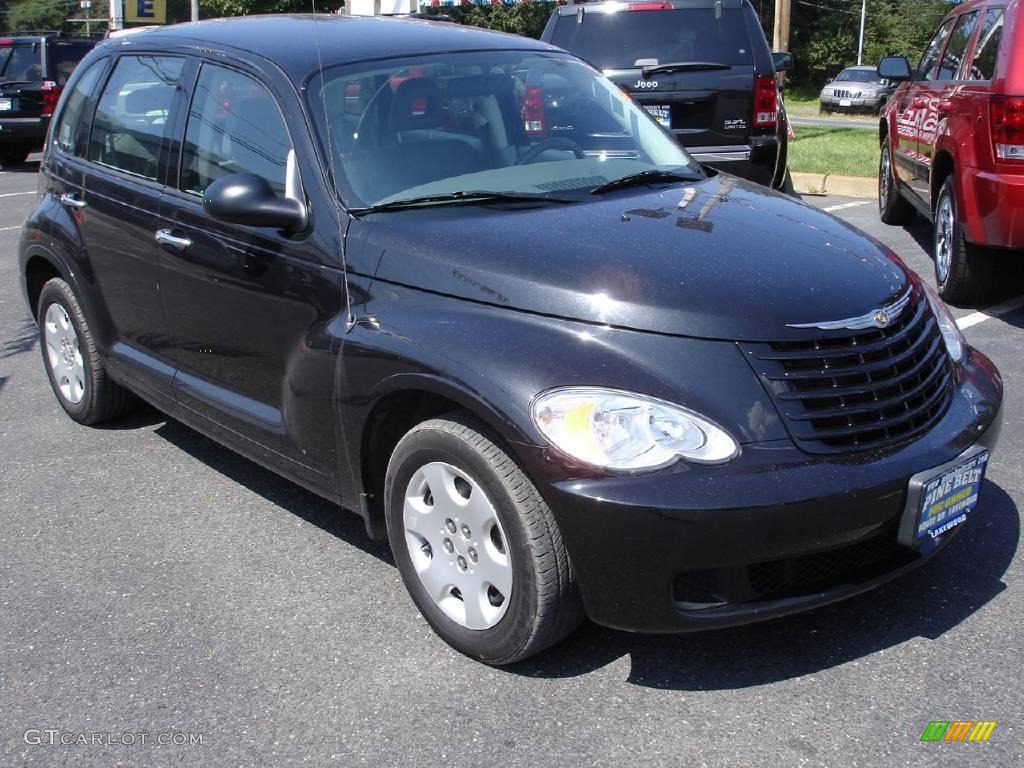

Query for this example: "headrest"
[124,85,170,116]
[387,78,444,132]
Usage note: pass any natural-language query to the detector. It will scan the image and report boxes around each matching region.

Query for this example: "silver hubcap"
[935,194,954,283]
[402,461,512,630]
[879,148,890,210]
[43,303,85,404]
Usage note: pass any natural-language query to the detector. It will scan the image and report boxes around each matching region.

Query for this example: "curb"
[791,172,878,198]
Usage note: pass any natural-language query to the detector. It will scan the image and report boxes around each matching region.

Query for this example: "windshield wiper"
[590,170,701,195]
[348,190,578,215]
[0,80,32,86]
[640,61,732,78]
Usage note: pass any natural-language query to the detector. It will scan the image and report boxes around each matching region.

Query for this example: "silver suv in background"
[819,66,896,115]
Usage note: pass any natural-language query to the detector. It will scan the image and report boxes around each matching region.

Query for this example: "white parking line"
[0,225,22,232]
[823,201,872,213]
[956,295,1024,330]
[0,191,34,199]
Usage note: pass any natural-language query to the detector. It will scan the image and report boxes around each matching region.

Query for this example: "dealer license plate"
[839,98,852,107]
[902,449,989,546]
[0,98,13,111]
[644,104,671,129]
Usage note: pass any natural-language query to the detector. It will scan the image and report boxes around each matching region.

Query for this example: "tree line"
[1,0,955,88]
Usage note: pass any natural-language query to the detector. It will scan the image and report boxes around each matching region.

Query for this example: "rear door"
[0,39,45,130]
[546,2,756,156]
[77,53,189,399]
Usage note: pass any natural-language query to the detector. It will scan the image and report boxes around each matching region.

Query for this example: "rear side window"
[54,61,105,155]
[919,18,956,81]
[549,8,753,71]
[180,64,291,196]
[967,8,1005,81]
[937,11,980,81]
[50,42,95,86]
[0,43,43,82]
[88,56,184,181]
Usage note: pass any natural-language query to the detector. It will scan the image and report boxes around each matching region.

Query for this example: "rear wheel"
[385,414,583,664]
[933,176,994,303]
[0,144,31,167]
[37,278,134,424]
[878,143,915,225]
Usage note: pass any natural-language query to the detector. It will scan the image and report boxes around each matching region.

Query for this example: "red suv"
[876,0,1021,302]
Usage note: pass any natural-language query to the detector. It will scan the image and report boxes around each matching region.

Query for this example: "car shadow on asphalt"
[141,408,1017,689]
[1,159,41,174]
[511,479,1018,689]
[148,413,394,565]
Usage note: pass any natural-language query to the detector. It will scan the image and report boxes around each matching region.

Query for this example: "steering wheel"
[515,138,586,166]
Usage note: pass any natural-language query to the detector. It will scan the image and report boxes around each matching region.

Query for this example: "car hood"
[353,174,910,342]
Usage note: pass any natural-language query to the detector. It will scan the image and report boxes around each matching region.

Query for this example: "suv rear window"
[51,42,95,85]
[0,43,43,83]
[549,8,753,71]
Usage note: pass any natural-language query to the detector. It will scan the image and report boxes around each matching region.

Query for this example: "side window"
[968,9,1005,81]
[919,18,956,82]
[88,56,184,180]
[180,64,291,197]
[937,11,980,81]
[54,60,104,155]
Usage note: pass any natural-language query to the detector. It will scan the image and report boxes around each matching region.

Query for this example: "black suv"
[0,32,96,166]
[542,0,791,188]
[18,17,1002,665]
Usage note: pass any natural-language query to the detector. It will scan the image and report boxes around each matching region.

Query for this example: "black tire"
[876,97,888,116]
[384,413,583,665]
[878,143,915,225]
[37,278,134,425]
[0,144,31,167]
[933,176,994,304]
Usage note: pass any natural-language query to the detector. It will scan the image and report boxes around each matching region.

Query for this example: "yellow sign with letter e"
[124,0,167,24]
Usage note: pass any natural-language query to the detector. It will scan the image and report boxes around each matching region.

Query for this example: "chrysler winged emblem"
[787,286,912,331]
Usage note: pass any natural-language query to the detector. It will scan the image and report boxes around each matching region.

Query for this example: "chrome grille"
[832,89,859,99]
[741,289,955,454]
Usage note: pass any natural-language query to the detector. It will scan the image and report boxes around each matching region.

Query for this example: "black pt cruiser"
[18,16,1002,664]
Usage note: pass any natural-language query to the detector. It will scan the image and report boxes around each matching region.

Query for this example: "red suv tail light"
[990,96,1024,162]
[753,75,777,128]
[523,85,546,135]
[41,80,61,118]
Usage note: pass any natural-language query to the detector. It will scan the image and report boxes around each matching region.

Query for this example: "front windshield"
[306,50,699,209]
[834,68,881,84]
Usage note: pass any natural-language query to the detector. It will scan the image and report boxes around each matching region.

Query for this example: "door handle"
[59,193,86,209]
[155,229,192,251]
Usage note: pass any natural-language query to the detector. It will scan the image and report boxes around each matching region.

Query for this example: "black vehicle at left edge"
[18,16,1002,664]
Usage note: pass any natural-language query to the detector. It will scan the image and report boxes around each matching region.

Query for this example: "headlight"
[531,387,739,471]
[922,282,966,364]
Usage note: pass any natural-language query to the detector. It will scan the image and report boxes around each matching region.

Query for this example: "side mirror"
[203,173,307,232]
[877,56,912,82]
[772,51,794,73]
[825,77,833,84]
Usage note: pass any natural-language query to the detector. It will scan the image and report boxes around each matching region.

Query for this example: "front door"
[78,54,187,398]
[156,60,345,486]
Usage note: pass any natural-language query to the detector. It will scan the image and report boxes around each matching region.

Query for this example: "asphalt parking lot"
[1,156,1022,768]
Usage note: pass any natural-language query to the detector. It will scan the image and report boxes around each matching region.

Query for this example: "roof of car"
[107,15,560,79]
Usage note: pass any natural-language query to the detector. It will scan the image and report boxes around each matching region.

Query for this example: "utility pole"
[191,0,199,22]
[772,0,791,53]
[108,0,122,31]
[857,0,867,65]
[80,0,92,35]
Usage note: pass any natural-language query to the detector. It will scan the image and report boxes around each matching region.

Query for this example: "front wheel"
[933,177,994,303]
[385,414,583,664]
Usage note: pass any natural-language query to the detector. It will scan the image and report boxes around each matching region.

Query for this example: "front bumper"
[0,116,48,146]
[820,95,882,111]
[528,348,1002,633]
